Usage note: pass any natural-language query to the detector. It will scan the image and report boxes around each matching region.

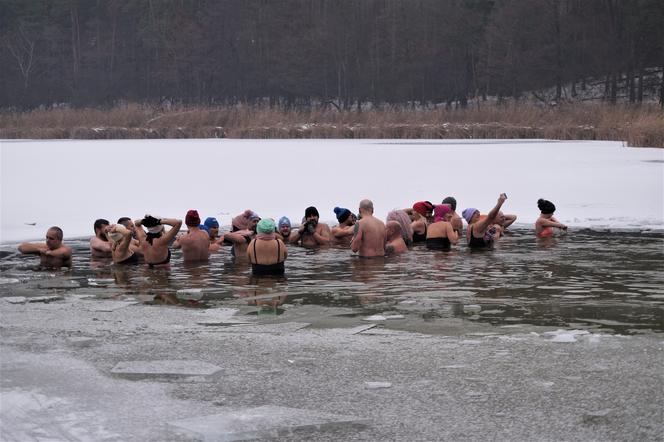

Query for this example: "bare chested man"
[116,217,142,257]
[331,206,356,246]
[19,226,72,268]
[174,210,210,262]
[290,206,331,248]
[108,224,139,264]
[90,218,111,258]
[202,217,222,252]
[134,215,182,266]
[441,196,464,234]
[351,199,386,257]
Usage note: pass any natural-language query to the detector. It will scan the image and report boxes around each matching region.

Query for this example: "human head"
[117,217,131,227]
[441,196,457,212]
[386,210,413,244]
[46,226,63,250]
[304,206,320,222]
[93,218,110,240]
[204,217,220,238]
[434,204,453,222]
[538,199,556,215]
[334,207,352,225]
[232,209,258,231]
[278,216,291,236]
[496,211,506,226]
[462,208,480,225]
[257,218,276,234]
[248,212,260,232]
[359,199,374,216]
[385,220,402,241]
[412,201,434,219]
[185,209,201,228]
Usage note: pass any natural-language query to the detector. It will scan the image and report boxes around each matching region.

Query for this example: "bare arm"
[159,218,183,243]
[133,219,147,243]
[44,245,72,259]
[18,243,47,255]
[540,218,567,229]
[224,232,247,246]
[350,222,363,253]
[117,229,132,256]
[313,224,331,245]
[447,223,459,245]
[475,194,507,232]
[90,237,111,253]
[503,214,517,228]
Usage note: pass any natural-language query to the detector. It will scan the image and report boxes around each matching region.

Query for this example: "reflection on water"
[1,229,663,334]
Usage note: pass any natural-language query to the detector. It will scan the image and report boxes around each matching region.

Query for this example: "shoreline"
[1,103,663,147]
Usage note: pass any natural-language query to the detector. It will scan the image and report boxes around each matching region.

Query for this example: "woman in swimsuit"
[425,204,459,251]
[463,193,507,249]
[108,224,139,264]
[134,215,182,266]
[410,201,434,244]
[535,199,567,238]
[247,219,287,276]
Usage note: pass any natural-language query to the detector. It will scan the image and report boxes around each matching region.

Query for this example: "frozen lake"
[1,138,663,242]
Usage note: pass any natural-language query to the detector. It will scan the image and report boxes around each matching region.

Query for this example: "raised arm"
[159,218,183,243]
[476,194,507,232]
[133,219,147,243]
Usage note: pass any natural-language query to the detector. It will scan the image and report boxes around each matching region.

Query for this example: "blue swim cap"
[204,217,219,229]
[278,216,291,228]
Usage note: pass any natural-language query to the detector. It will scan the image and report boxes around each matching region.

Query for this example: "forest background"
[1,0,663,146]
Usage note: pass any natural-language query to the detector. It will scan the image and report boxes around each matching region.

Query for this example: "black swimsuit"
[412,224,427,243]
[426,237,451,250]
[148,249,171,267]
[251,240,285,276]
[468,226,491,249]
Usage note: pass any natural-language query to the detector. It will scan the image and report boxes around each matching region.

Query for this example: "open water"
[1,228,662,334]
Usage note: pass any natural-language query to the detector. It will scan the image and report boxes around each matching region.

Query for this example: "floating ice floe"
[363,314,405,321]
[544,329,590,342]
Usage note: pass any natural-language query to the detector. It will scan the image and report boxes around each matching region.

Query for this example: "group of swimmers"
[18,195,568,274]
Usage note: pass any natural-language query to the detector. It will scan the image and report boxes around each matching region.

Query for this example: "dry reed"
[0,102,662,147]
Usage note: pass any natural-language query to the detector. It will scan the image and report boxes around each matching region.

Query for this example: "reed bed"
[0,103,662,147]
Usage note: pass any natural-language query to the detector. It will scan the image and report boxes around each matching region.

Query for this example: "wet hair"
[94,218,109,233]
[442,196,457,211]
[48,226,63,241]
[537,199,556,214]
[117,217,131,225]
[146,231,162,245]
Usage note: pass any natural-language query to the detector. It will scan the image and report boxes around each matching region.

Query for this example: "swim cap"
[434,204,452,222]
[334,207,351,223]
[413,201,434,217]
[538,199,556,214]
[248,211,260,221]
[442,196,457,211]
[278,216,291,228]
[147,224,164,234]
[257,218,276,234]
[204,217,219,229]
[305,206,319,218]
[185,210,201,227]
[462,208,479,225]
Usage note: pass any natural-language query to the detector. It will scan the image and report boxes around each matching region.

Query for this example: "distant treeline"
[1,0,663,109]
